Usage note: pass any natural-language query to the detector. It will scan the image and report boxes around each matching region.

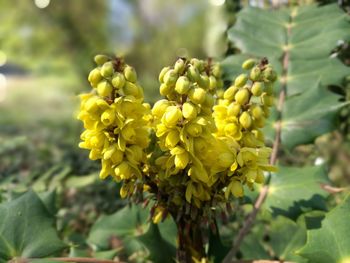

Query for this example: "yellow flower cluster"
[213,58,277,199]
[151,58,224,209]
[78,55,150,198]
[77,55,277,224]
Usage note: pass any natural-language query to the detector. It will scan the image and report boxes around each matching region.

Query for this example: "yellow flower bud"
[114,161,132,179]
[209,76,217,91]
[121,125,136,141]
[152,99,171,118]
[165,130,180,148]
[101,61,114,77]
[254,117,265,128]
[175,76,190,94]
[227,103,241,116]
[88,68,102,87]
[124,65,137,83]
[123,81,141,98]
[110,149,124,164]
[99,159,112,179]
[188,87,206,104]
[152,207,165,224]
[94,54,109,65]
[174,151,190,169]
[163,106,182,127]
[224,86,239,101]
[198,74,209,89]
[96,98,110,110]
[263,66,277,82]
[212,63,222,78]
[251,105,264,119]
[159,83,172,96]
[174,58,185,73]
[234,74,248,87]
[163,69,178,86]
[85,97,100,113]
[251,82,263,96]
[239,112,252,129]
[187,65,200,82]
[191,58,204,71]
[101,109,115,126]
[182,102,197,120]
[89,149,101,160]
[250,66,261,81]
[120,183,134,198]
[242,59,256,70]
[234,88,250,105]
[186,123,202,137]
[159,66,171,83]
[97,81,113,97]
[112,72,126,89]
[261,93,274,107]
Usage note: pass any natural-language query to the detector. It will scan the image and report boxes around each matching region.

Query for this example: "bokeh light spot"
[0,51,7,67]
[34,0,50,9]
[209,0,226,6]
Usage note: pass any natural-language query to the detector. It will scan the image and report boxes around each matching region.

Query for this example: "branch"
[11,257,124,263]
[222,12,293,263]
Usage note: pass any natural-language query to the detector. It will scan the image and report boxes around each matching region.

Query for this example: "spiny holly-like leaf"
[227,4,350,95]
[88,204,177,260]
[263,165,330,219]
[0,191,66,262]
[297,195,350,262]
[224,3,350,149]
[269,216,306,262]
[137,223,176,263]
[87,204,149,251]
[263,82,347,148]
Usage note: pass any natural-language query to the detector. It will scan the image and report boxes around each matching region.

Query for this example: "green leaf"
[137,223,176,263]
[296,210,326,230]
[239,224,270,260]
[298,195,350,262]
[87,204,149,251]
[262,82,347,149]
[37,191,57,215]
[65,173,97,189]
[88,204,177,261]
[208,228,230,263]
[225,4,350,149]
[94,249,118,260]
[263,165,330,219]
[0,191,66,262]
[269,216,306,262]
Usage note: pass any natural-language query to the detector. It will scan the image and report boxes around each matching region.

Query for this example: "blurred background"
[1,0,350,251]
[0,0,233,240]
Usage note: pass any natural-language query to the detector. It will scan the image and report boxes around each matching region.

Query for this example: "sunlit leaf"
[298,195,350,262]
